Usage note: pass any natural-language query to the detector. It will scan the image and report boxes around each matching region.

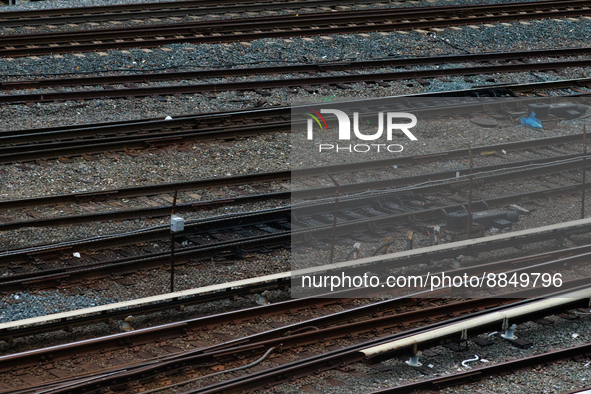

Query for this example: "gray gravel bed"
[441,359,591,393]
[5,56,591,96]
[0,249,290,323]
[0,134,290,199]
[0,70,588,133]
[0,291,115,323]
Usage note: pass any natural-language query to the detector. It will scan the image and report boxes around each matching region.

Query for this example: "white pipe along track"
[361,287,591,357]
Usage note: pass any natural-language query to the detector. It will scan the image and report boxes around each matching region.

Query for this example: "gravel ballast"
[1,5,591,394]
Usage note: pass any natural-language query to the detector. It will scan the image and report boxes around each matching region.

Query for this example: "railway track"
[0,142,587,230]
[1,0,590,57]
[0,297,524,393]
[0,295,459,373]
[1,216,591,346]
[3,1,591,394]
[9,284,590,394]
[1,46,587,88]
[0,91,586,164]
[369,341,591,393]
[0,0,403,28]
[2,124,590,262]
[2,163,591,292]
[4,55,591,105]
[157,288,591,394]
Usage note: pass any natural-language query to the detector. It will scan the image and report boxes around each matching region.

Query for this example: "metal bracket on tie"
[405,345,422,367]
[461,329,468,341]
[405,355,422,367]
[501,317,509,331]
[121,316,134,332]
[501,324,517,340]
[257,290,270,306]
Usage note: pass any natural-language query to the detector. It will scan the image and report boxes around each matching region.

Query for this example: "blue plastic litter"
[520,111,543,128]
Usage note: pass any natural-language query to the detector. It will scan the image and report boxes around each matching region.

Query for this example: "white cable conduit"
[361,287,591,357]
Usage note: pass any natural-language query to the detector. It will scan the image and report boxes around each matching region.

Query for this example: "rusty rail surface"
[21,281,591,394]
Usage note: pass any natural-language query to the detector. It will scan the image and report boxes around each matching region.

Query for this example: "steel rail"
[1,216,591,344]
[0,0,396,27]
[1,0,590,57]
[368,344,591,393]
[182,290,591,394]
[0,151,586,232]
[0,144,584,241]
[0,85,514,140]
[0,134,588,244]
[3,46,591,91]
[3,177,591,291]
[0,0,570,26]
[0,206,290,262]
[0,297,520,393]
[0,92,581,163]
[3,58,591,105]
[0,0,373,21]
[0,296,475,373]
[39,285,591,394]
[11,274,589,388]
[0,231,290,291]
[3,0,581,44]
